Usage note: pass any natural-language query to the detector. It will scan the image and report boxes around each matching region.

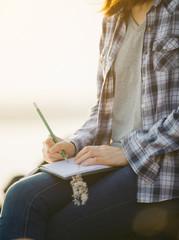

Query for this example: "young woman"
[0,0,178,239]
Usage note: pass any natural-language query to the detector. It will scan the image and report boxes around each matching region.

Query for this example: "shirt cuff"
[67,135,85,155]
[121,131,161,184]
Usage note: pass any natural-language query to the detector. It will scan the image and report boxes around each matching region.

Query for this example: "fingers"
[42,149,68,163]
[45,137,55,147]
[75,152,91,164]
[43,153,60,163]
[75,146,102,165]
[42,136,66,163]
[75,146,98,159]
[43,136,65,155]
[74,145,119,166]
[81,157,103,166]
[75,146,95,163]
[49,143,63,154]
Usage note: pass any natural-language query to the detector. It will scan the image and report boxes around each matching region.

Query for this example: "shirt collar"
[153,0,177,14]
[153,0,162,7]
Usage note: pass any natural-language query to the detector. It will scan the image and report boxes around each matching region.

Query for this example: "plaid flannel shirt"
[69,0,179,203]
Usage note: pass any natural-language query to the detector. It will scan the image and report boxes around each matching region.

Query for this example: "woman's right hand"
[42,136,76,163]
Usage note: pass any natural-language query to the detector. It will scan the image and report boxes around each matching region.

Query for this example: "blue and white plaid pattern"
[69,0,179,203]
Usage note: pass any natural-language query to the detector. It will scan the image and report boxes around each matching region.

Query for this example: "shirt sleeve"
[67,51,104,154]
[121,107,179,183]
[67,18,107,153]
[67,100,99,154]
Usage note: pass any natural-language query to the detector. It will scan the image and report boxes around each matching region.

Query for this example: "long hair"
[101,0,151,18]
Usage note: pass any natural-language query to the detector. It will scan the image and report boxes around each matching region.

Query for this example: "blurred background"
[0,0,103,207]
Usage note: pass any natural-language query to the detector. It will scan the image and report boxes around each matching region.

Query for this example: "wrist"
[120,147,129,165]
[68,141,76,157]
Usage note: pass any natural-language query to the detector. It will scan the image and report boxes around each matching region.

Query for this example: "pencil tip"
[33,102,38,109]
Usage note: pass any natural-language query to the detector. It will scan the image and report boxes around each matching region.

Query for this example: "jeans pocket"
[152,37,179,72]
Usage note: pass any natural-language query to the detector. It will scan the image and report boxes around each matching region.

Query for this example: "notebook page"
[40,157,111,178]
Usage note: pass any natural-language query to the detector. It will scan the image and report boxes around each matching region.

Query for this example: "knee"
[3,178,31,208]
[3,173,50,206]
[2,173,57,212]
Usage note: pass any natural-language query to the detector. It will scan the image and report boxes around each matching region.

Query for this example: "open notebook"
[26,157,119,180]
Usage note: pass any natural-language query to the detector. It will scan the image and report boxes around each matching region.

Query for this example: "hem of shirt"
[137,196,179,203]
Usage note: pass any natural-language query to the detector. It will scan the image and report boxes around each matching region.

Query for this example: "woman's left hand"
[74,145,129,167]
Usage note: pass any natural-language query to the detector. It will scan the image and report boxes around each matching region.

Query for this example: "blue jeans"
[0,166,178,240]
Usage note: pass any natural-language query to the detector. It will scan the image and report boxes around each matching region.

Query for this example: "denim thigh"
[0,166,136,240]
[0,172,73,240]
[47,166,138,240]
[47,168,179,240]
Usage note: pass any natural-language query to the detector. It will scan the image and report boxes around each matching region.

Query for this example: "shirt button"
[108,56,112,61]
[147,27,152,32]
[144,51,148,55]
[141,104,145,109]
[142,76,147,82]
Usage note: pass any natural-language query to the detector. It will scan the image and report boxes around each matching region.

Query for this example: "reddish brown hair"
[101,0,151,18]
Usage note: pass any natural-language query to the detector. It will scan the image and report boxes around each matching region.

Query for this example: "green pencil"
[33,102,68,162]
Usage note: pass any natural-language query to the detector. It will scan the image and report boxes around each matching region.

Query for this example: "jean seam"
[24,181,61,238]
